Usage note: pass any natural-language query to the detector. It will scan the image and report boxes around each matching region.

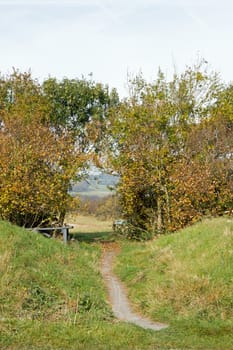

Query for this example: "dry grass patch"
[65,214,113,233]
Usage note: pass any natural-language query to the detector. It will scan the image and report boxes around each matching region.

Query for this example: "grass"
[0,220,114,349]
[115,217,233,349]
[1,216,233,349]
[0,219,168,349]
[72,190,113,198]
[65,214,115,242]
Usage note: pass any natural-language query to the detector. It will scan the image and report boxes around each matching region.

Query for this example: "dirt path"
[100,244,168,331]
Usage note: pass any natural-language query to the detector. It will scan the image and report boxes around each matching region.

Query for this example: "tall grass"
[1,217,233,349]
[115,217,233,347]
[0,220,165,350]
[0,220,112,324]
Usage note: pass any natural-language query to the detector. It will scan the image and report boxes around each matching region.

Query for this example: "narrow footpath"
[100,244,168,331]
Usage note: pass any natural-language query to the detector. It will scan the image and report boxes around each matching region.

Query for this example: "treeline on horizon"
[0,60,232,239]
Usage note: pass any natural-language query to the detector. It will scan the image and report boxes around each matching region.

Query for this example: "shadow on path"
[71,231,114,243]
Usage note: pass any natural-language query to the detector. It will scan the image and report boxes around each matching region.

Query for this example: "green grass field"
[115,217,233,349]
[0,216,233,349]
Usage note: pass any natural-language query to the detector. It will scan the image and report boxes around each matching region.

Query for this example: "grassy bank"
[0,219,166,349]
[0,220,112,349]
[1,217,233,349]
[115,217,233,349]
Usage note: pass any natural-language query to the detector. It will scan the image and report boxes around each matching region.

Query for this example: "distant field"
[70,172,118,198]
[71,189,113,198]
[65,214,114,242]
[66,214,113,233]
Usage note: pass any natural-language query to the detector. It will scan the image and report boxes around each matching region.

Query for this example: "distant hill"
[70,172,119,198]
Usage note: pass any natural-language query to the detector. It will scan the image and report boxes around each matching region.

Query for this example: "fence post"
[62,227,69,244]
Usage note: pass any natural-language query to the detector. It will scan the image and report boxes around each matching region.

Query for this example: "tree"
[170,112,233,229]
[0,69,120,227]
[0,71,82,227]
[105,62,225,238]
[42,76,119,154]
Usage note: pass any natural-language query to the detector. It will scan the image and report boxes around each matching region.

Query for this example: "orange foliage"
[0,72,83,227]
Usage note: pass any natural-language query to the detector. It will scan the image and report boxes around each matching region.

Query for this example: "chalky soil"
[101,247,168,331]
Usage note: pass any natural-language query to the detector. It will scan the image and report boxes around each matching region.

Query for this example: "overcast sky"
[0,0,233,96]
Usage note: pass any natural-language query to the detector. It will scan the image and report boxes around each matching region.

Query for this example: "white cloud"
[0,0,233,97]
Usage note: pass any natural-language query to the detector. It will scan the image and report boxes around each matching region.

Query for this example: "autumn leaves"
[0,64,232,237]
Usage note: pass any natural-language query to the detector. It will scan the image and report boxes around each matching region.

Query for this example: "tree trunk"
[157,196,162,232]
[164,183,171,227]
